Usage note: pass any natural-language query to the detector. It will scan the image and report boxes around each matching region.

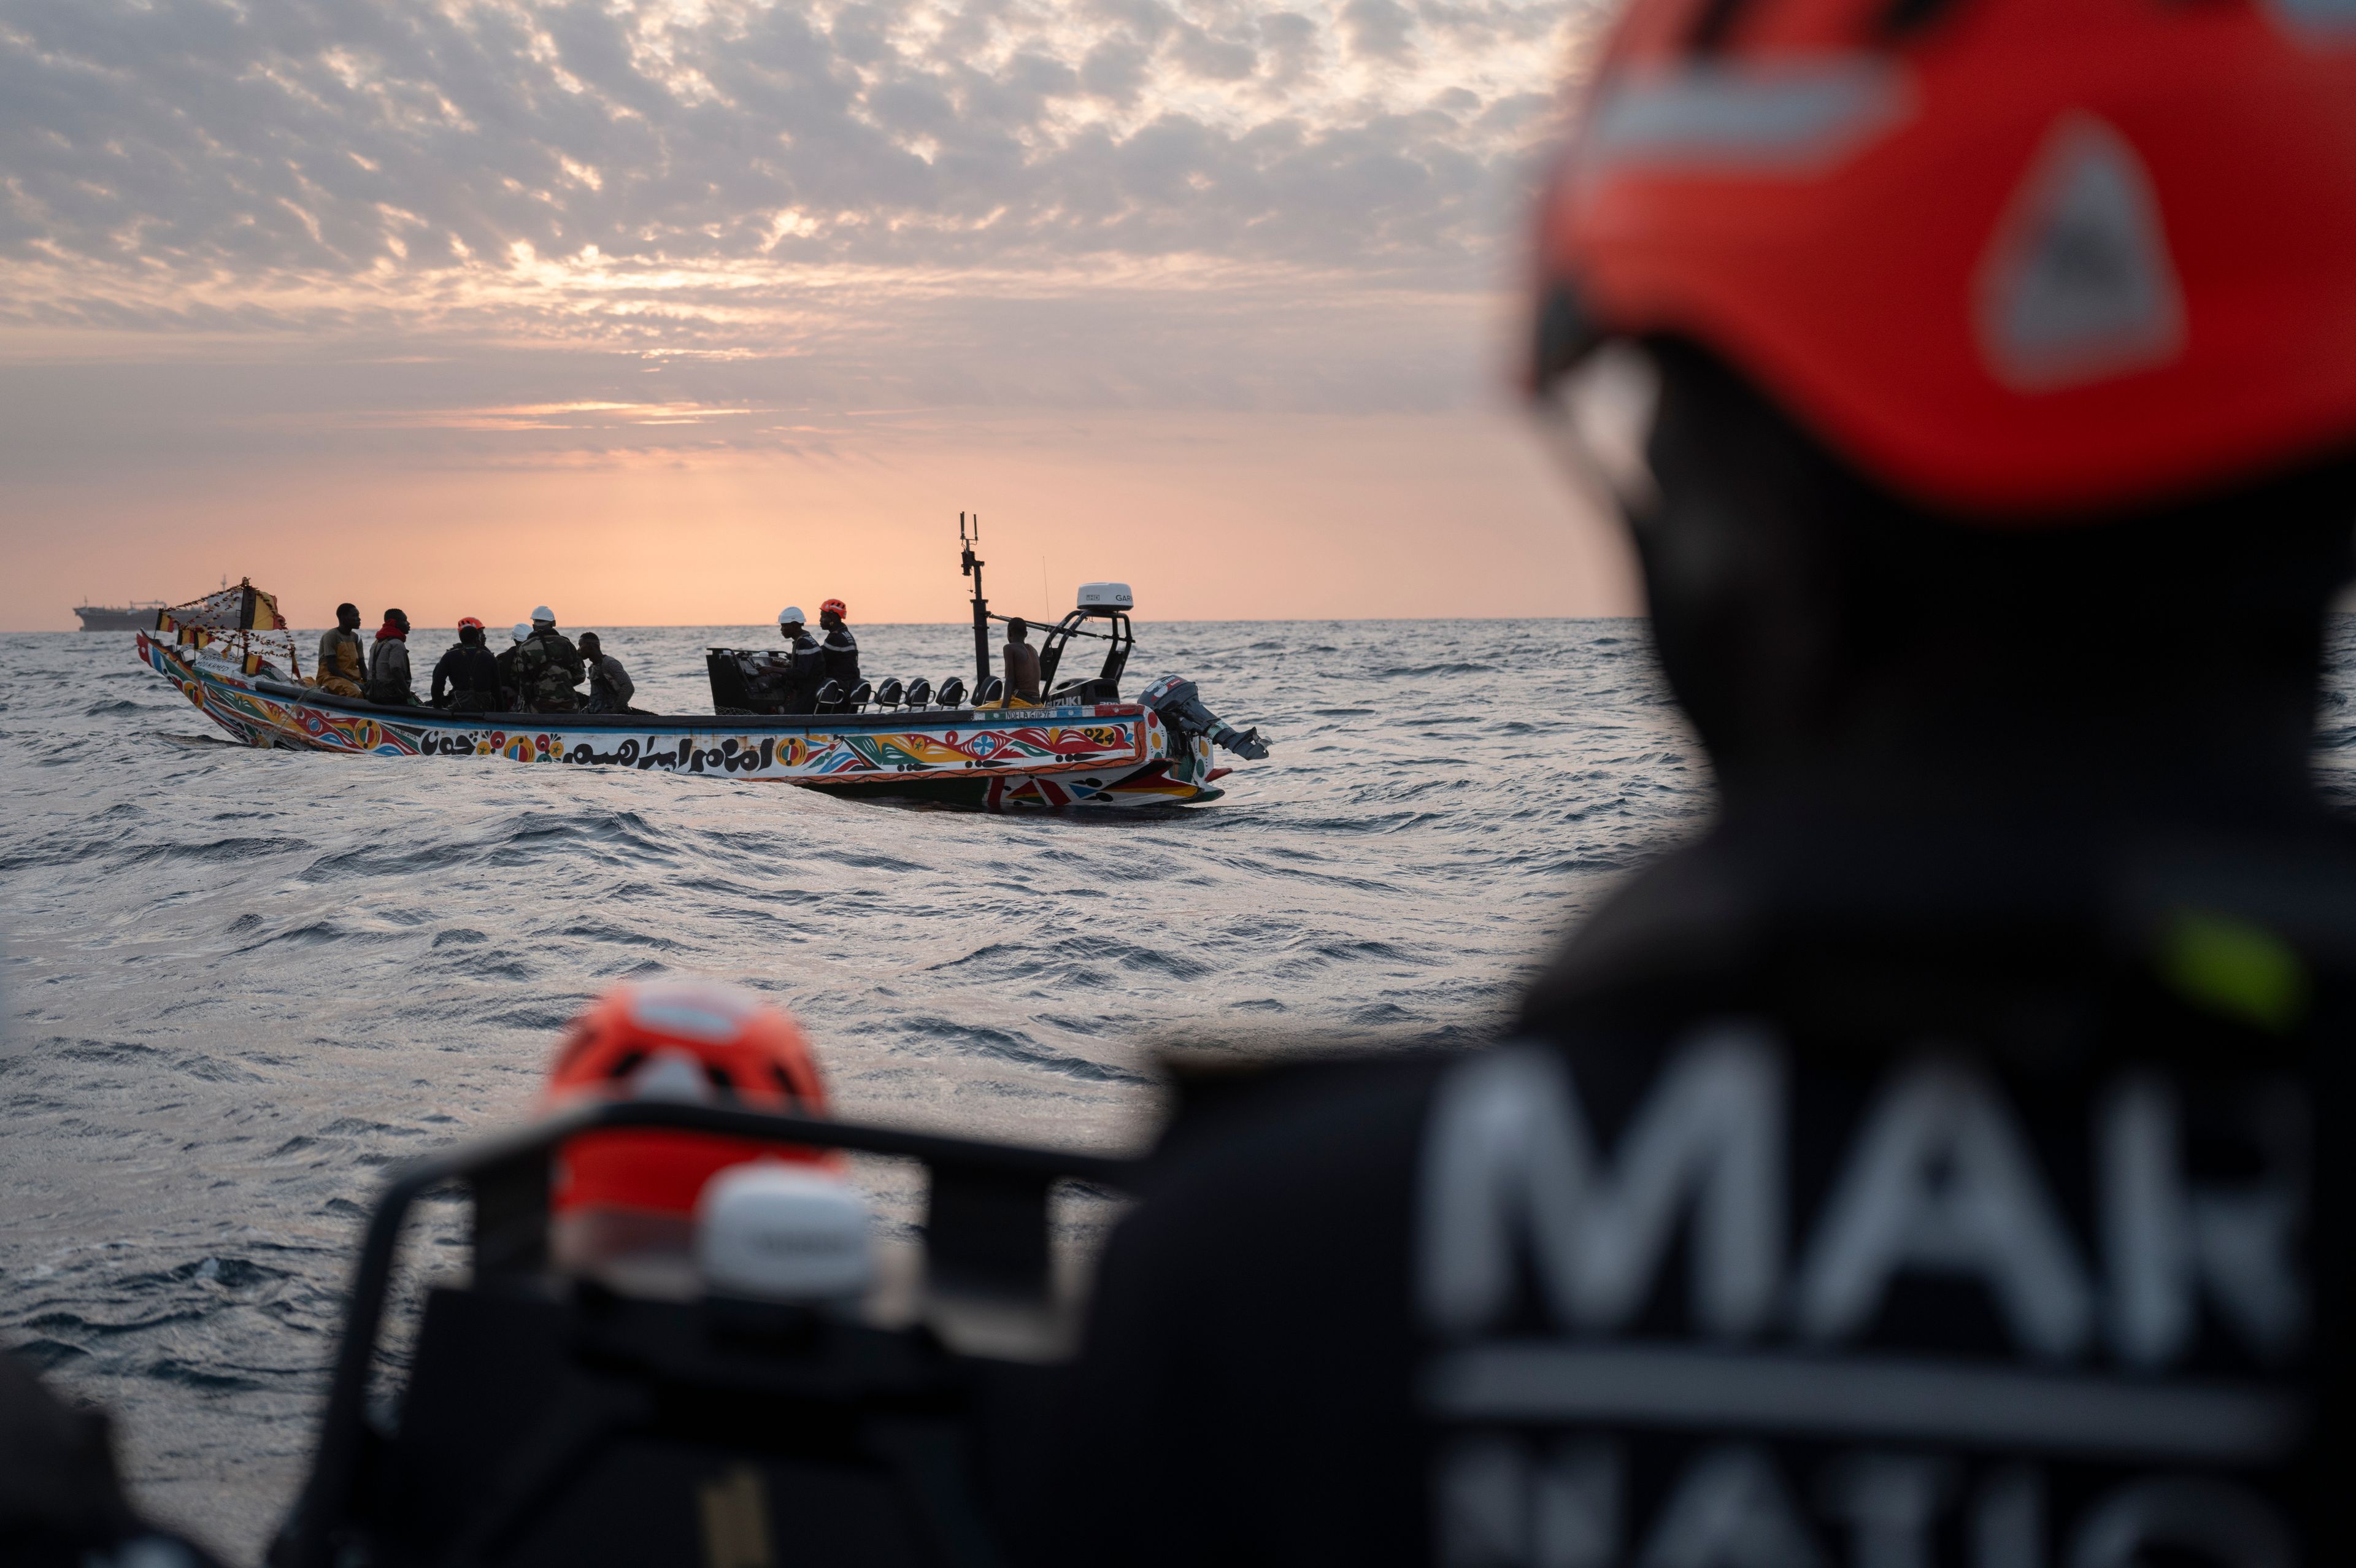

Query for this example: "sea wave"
[10,614,2341,1559]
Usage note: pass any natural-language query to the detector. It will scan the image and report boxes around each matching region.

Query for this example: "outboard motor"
[1140,675,1270,759]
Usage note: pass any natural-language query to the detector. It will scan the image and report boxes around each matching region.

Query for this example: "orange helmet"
[543,980,833,1219]
[820,598,848,619]
[1533,0,2356,517]
[457,617,485,632]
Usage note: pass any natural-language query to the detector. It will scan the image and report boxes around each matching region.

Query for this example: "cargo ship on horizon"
[72,601,167,631]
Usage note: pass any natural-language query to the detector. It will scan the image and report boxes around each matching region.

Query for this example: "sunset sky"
[0,0,1636,631]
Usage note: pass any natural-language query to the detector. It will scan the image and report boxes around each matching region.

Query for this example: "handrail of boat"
[273,1099,1141,1568]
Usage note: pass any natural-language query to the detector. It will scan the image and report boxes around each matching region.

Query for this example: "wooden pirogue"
[134,631,1233,809]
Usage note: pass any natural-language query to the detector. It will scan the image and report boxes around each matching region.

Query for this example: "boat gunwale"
[238,675,1145,734]
[137,634,1217,805]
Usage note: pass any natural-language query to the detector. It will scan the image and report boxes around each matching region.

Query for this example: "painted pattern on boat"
[136,632,1221,809]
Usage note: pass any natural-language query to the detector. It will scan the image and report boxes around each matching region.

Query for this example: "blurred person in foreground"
[1047,4,2356,1566]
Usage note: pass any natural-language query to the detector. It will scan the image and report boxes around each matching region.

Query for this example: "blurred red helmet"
[457,617,485,632]
[544,980,833,1220]
[821,598,848,618]
[1532,0,2356,517]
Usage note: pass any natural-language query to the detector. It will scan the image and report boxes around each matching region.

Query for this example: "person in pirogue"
[515,606,584,713]
[753,607,826,715]
[365,608,415,705]
[817,598,860,712]
[578,632,642,715]
[431,617,502,713]
[498,622,530,711]
[1001,617,1042,704]
[314,602,366,698]
[1042,4,2356,1567]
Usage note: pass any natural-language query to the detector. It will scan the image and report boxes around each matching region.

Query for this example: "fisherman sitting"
[515,606,584,713]
[1002,617,1042,703]
[579,632,644,715]
[366,609,417,704]
[751,607,827,715]
[431,618,502,713]
[497,622,531,711]
[817,599,860,713]
[314,602,366,698]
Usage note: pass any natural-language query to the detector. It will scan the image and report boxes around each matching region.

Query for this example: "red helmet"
[543,980,833,1220]
[1533,0,2356,517]
[457,617,485,632]
[820,598,848,619]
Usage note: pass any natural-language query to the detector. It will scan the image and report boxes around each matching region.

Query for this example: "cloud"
[1,0,1583,283]
[0,0,1612,450]
[1339,0,1419,61]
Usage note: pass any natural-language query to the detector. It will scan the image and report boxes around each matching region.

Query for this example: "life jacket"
[518,630,582,712]
[821,625,860,686]
[437,643,502,710]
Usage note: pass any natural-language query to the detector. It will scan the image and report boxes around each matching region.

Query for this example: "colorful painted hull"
[136,634,1224,809]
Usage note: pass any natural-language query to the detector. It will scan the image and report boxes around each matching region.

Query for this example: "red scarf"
[375,620,407,641]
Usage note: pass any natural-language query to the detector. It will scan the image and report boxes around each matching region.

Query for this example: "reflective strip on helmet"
[1581,58,1910,175]
[1975,115,2185,392]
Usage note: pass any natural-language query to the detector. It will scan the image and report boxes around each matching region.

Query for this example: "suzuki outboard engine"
[1139,675,1270,759]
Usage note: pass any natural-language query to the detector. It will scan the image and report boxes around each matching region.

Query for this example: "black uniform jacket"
[821,625,860,689]
[432,642,501,706]
[772,631,826,713]
[1044,794,2355,1568]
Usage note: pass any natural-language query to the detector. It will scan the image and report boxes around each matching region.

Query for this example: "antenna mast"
[960,512,991,692]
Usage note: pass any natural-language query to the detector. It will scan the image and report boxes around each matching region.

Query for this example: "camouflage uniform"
[515,628,583,713]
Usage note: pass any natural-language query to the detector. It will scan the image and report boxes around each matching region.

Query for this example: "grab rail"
[271,1100,1141,1568]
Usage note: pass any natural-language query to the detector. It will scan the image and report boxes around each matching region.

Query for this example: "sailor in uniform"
[1043,6,2356,1566]
[755,608,827,715]
[817,598,859,712]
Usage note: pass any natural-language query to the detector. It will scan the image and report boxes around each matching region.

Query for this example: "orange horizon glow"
[0,0,1625,630]
[10,404,1640,634]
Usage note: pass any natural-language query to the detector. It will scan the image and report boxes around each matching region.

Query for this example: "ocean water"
[12,615,2356,1562]
[0,618,1701,1561]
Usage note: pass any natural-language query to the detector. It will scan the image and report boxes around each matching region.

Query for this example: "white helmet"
[511,621,532,643]
[777,606,806,626]
[531,605,555,624]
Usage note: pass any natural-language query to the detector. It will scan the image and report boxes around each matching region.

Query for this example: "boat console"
[271,1101,1137,1568]
[1033,583,1133,705]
